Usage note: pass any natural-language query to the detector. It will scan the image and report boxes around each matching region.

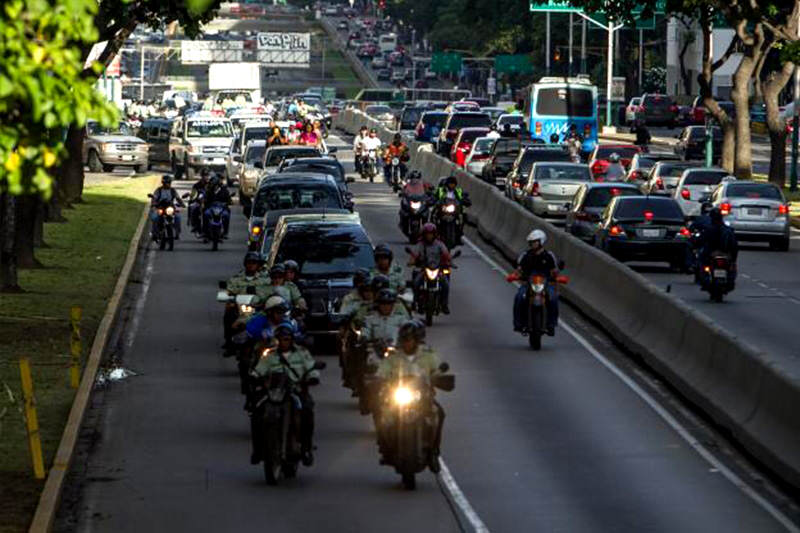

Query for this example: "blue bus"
[523,77,598,154]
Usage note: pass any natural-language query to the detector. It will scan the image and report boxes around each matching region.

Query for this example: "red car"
[588,144,642,179]
[450,127,491,167]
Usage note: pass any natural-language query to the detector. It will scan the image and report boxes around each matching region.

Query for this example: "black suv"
[481,137,541,187]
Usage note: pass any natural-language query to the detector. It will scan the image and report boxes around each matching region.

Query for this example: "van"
[138,118,173,169]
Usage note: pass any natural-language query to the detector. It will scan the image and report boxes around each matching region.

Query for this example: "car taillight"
[715,257,728,268]
[680,189,691,200]
[531,182,540,196]
[535,122,542,136]
[458,142,470,152]
[630,170,640,180]
[512,181,521,189]
[670,105,679,113]
[679,227,691,237]
[778,204,789,215]
[644,210,654,221]
[656,177,664,189]
[592,160,609,175]
[720,202,731,215]
[609,225,624,236]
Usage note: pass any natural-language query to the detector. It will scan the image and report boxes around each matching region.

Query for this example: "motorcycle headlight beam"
[444,204,456,213]
[425,268,439,280]
[393,386,420,406]
[410,201,422,210]
[165,206,175,216]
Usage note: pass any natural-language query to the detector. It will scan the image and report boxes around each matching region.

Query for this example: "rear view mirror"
[438,362,450,373]
[431,374,455,392]
[452,250,462,258]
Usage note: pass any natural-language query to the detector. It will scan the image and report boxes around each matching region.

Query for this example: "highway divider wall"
[319,18,378,89]
[335,108,800,489]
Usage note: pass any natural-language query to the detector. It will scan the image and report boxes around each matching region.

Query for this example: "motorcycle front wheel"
[166,223,174,251]
[528,306,543,351]
[425,294,436,327]
[263,424,283,486]
[402,472,416,490]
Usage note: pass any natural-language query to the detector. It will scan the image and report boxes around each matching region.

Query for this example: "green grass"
[0,175,157,533]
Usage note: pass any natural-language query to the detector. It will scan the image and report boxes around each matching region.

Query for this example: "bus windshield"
[535,87,594,117]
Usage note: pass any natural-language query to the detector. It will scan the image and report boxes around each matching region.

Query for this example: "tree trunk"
[761,61,794,187]
[14,195,43,269]
[62,123,86,204]
[679,36,693,96]
[46,184,67,223]
[33,198,47,248]
[731,57,755,179]
[0,194,22,293]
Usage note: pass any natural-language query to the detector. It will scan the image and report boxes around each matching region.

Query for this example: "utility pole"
[321,35,326,81]
[546,12,551,75]
[705,22,714,168]
[411,29,417,89]
[638,29,643,94]
[569,13,574,77]
[606,22,613,128]
[140,47,145,100]
[580,17,587,74]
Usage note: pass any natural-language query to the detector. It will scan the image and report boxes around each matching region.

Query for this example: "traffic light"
[554,49,561,62]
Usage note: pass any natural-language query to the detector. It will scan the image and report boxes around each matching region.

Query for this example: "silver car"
[83,121,148,173]
[522,162,593,217]
[673,168,733,218]
[465,137,495,176]
[710,181,791,251]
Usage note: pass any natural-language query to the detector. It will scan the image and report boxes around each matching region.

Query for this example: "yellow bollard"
[19,358,46,480]
[70,306,82,388]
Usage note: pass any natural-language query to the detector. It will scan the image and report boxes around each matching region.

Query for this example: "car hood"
[185,137,232,147]
[89,135,145,144]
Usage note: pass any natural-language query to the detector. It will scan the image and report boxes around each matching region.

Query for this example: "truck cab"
[169,113,234,180]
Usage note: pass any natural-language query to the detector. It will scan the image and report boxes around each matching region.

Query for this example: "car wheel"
[102,164,114,173]
[88,150,103,173]
[770,236,790,252]
[134,164,146,174]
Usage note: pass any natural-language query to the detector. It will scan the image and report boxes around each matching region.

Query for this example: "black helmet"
[161,174,172,185]
[353,268,371,287]
[700,201,713,215]
[200,167,211,178]
[371,274,390,292]
[376,288,397,304]
[709,207,724,224]
[270,263,286,276]
[398,319,425,343]
[445,176,457,186]
[408,170,422,181]
[393,133,402,141]
[373,244,393,261]
[283,259,299,272]
[209,174,220,187]
[243,251,262,265]
[369,128,377,134]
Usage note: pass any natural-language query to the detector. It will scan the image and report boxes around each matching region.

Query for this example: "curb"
[28,194,152,533]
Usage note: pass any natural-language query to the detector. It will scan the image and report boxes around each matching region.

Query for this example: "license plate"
[212,158,225,164]
[120,155,134,161]
[746,208,763,216]
[547,204,565,212]
[713,269,727,279]
[641,228,661,238]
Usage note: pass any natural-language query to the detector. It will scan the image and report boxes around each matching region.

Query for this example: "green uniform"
[376,345,441,380]
[256,282,305,309]
[340,290,367,316]
[371,264,405,292]
[226,271,270,295]
[362,304,411,346]
[253,345,319,383]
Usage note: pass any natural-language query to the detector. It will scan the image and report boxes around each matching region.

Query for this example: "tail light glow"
[531,182,540,196]
[679,227,691,237]
[778,204,789,215]
[644,210,654,221]
[609,225,624,236]
[720,202,731,215]
[535,122,542,136]
[680,189,691,200]
[655,177,664,189]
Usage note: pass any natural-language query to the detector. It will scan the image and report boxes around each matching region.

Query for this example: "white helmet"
[526,229,547,245]
[264,295,287,311]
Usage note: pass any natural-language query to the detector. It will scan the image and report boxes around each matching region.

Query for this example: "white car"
[625,97,642,125]
[673,168,734,218]
[465,137,496,176]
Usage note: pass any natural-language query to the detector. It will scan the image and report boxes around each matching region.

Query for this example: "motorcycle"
[435,198,462,250]
[698,251,735,302]
[249,359,325,485]
[517,269,568,350]
[408,249,461,327]
[389,157,404,191]
[206,202,227,251]
[399,194,430,243]
[150,196,177,251]
[373,365,454,490]
[218,287,259,391]
[183,190,206,236]
[361,149,378,183]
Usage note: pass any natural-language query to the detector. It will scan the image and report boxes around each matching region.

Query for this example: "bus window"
[535,87,594,117]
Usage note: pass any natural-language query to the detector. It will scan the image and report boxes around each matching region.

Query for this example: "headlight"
[531,282,545,293]
[354,328,362,337]
[425,268,439,280]
[393,386,420,406]
[251,225,262,235]
[444,204,456,213]
[136,144,148,152]
[240,304,253,313]
[165,206,175,216]
[392,157,400,165]
[157,208,164,215]
[98,142,109,152]
[410,201,422,210]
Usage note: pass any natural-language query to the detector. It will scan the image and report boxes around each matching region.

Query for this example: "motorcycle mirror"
[147,193,153,198]
[452,250,462,258]
[246,285,256,295]
[431,374,455,392]
[181,193,190,199]
[438,362,449,373]
[313,361,327,370]
[218,280,227,289]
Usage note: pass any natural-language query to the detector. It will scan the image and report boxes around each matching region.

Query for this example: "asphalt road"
[57,133,796,532]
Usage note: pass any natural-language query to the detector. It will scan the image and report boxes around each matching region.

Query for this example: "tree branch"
[711,34,740,72]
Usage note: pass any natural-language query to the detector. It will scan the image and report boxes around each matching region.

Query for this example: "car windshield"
[726,183,783,200]
[459,129,489,143]
[520,149,572,174]
[633,157,656,169]
[584,187,640,208]
[366,105,392,115]
[683,170,729,185]
[187,120,232,137]
[615,199,684,220]
[535,87,594,117]
[499,115,525,125]
[253,184,341,217]
[401,109,422,123]
[265,148,320,166]
[88,122,134,136]
[422,113,447,127]
[243,127,271,145]
[449,114,492,129]
[473,138,495,153]
[287,164,343,182]
[596,146,639,159]
[535,165,591,181]
[245,145,266,165]
[658,163,694,177]
[689,128,722,140]
[275,230,374,279]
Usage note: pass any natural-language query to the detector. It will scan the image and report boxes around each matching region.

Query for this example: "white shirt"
[353,133,367,153]
[486,130,501,139]
[361,136,382,152]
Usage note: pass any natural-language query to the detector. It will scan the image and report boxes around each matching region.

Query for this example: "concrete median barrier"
[390,136,800,489]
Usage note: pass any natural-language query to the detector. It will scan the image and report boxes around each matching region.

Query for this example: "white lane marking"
[124,245,155,350]
[461,236,800,532]
[438,458,490,533]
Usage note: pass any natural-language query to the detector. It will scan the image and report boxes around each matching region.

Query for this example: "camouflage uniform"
[376,345,442,380]
[362,304,412,347]
[252,345,319,382]
[227,271,271,295]
[257,282,305,310]
[370,264,405,293]
[340,291,367,317]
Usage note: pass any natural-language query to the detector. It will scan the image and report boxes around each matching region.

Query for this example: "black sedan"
[565,183,642,243]
[594,196,690,269]
[674,125,722,162]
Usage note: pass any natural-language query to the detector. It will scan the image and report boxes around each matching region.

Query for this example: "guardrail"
[335,107,800,490]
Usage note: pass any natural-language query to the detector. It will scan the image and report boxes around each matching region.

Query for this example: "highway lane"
[56,134,795,532]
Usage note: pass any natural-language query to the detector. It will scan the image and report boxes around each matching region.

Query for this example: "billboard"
[181,40,244,64]
[256,32,310,68]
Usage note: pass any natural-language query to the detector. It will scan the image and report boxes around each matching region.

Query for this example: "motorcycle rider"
[374,319,445,471]
[150,174,184,240]
[433,176,471,243]
[509,229,560,336]
[370,245,405,293]
[686,201,714,274]
[363,289,412,355]
[383,133,409,183]
[408,223,452,315]
[340,268,373,317]
[203,175,232,240]
[399,171,431,233]
[223,252,270,351]
[249,322,320,466]
[696,207,739,283]
[188,168,211,234]
[604,153,626,181]
[360,128,383,179]
[566,125,583,163]
[630,118,651,152]
[259,263,307,313]
[353,125,369,174]
[246,295,294,345]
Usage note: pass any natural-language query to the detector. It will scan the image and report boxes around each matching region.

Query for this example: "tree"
[0,0,118,291]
